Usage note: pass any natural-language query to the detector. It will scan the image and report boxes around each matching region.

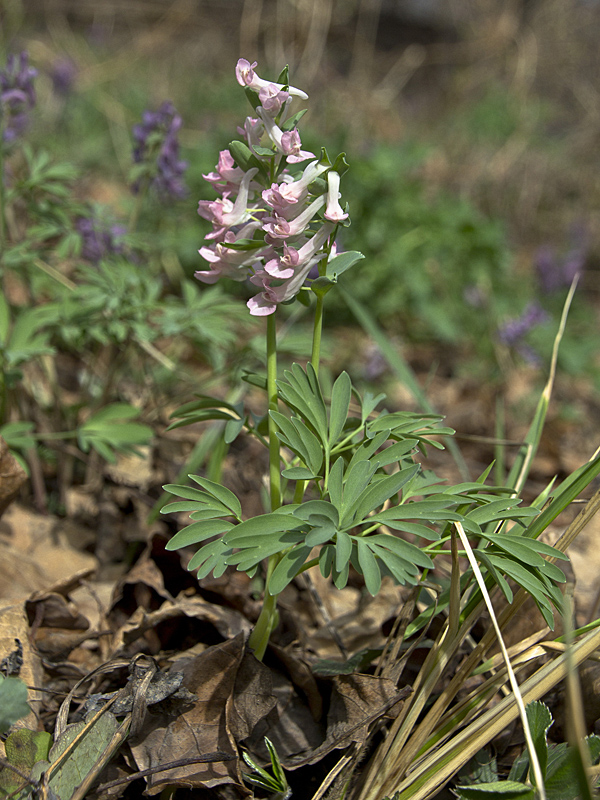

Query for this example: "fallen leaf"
[283,674,408,768]
[0,436,28,518]
[109,593,252,657]
[130,633,249,795]
[0,505,96,596]
[46,710,119,800]
[0,603,44,728]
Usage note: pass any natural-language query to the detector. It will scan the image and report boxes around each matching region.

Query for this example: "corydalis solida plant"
[163,59,569,662]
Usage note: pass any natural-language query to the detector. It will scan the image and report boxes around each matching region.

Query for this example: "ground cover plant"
[1,6,600,800]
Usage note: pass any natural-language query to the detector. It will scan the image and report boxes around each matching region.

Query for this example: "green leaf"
[187,537,232,576]
[271,410,323,474]
[160,501,224,515]
[454,781,535,799]
[268,545,313,595]
[229,139,265,174]
[165,520,234,551]
[0,421,36,451]
[368,533,433,569]
[526,701,552,781]
[335,530,353,574]
[282,466,320,480]
[226,530,306,570]
[329,371,352,447]
[0,677,30,734]
[188,475,242,518]
[346,430,390,470]
[350,465,420,524]
[0,294,10,345]
[4,728,52,773]
[328,457,344,510]
[325,250,365,279]
[356,539,381,595]
[48,712,119,800]
[277,363,328,444]
[225,512,301,544]
[291,417,324,475]
[340,459,377,524]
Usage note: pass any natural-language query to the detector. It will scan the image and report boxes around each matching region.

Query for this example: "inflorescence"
[195,59,349,316]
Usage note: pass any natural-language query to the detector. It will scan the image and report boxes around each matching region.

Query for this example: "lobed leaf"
[165,520,234,551]
[188,474,242,519]
[268,545,313,595]
[329,371,352,447]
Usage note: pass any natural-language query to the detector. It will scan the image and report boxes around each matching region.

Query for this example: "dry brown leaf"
[0,505,97,596]
[0,437,28,518]
[0,602,44,729]
[242,667,325,763]
[129,633,249,795]
[283,674,408,768]
[305,576,407,659]
[109,593,252,657]
[229,650,278,741]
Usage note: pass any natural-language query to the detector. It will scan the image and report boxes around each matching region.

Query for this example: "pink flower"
[258,83,290,114]
[236,58,308,100]
[197,167,258,229]
[202,149,245,193]
[195,221,266,283]
[324,171,349,223]
[264,243,300,278]
[262,160,329,214]
[237,116,263,153]
[263,195,325,241]
[257,109,314,163]
[247,223,334,315]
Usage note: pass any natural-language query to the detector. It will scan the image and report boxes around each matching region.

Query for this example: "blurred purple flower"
[0,51,37,143]
[132,101,188,199]
[535,226,587,293]
[363,343,387,381]
[497,302,549,364]
[76,216,126,264]
[50,58,77,96]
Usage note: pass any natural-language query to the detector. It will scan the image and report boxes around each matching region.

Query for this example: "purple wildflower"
[50,57,77,96]
[76,216,126,264]
[535,227,587,294]
[132,101,188,199]
[497,302,549,364]
[0,51,37,143]
[498,303,549,346]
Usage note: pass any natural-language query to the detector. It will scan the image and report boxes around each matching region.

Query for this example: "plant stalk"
[248,312,281,659]
[311,293,324,375]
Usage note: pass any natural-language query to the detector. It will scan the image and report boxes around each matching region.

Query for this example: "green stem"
[248,312,282,660]
[311,292,324,374]
[0,133,6,275]
[266,312,281,511]
[128,185,146,233]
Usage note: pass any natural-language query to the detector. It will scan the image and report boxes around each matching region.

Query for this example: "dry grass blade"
[453,521,546,798]
[388,625,600,800]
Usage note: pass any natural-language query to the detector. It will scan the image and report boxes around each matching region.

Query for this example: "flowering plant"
[163,59,571,663]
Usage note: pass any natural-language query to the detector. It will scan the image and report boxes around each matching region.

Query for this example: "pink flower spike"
[236,58,308,100]
[324,171,349,222]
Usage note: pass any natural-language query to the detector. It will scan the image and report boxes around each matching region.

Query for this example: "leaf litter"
[0,380,599,799]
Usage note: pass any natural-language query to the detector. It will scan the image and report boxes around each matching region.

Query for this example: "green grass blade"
[506,277,579,494]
